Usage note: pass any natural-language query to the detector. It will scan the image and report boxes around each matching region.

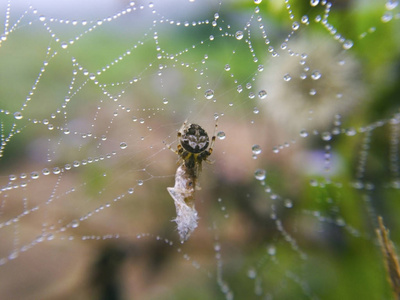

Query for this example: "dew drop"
[254,169,266,181]
[386,0,398,10]
[224,64,231,71]
[252,145,262,155]
[345,127,357,136]
[248,268,257,279]
[235,31,244,40]
[321,132,332,141]
[284,199,293,208]
[301,15,309,23]
[283,74,292,81]
[381,12,393,23]
[292,21,300,30]
[8,251,18,260]
[120,142,128,149]
[30,172,39,179]
[61,42,68,49]
[13,112,23,120]
[267,245,276,255]
[128,188,134,194]
[217,131,226,140]
[257,64,264,72]
[137,180,144,186]
[311,70,321,80]
[310,0,319,6]
[204,89,214,99]
[253,107,259,114]
[254,0,262,4]
[237,85,243,93]
[343,39,354,50]
[258,90,267,99]
[300,129,308,138]
[309,89,317,96]
[71,219,80,228]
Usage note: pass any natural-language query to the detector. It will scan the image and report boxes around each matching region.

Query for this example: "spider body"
[165,119,218,242]
[168,121,217,179]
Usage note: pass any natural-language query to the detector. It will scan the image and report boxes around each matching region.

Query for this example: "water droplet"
[224,64,231,71]
[137,180,144,186]
[235,31,244,40]
[120,142,127,149]
[254,0,262,4]
[310,0,319,6]
[71,219,80,228]
[204,89,214,99]
[53,167,61,175]
[61,42,68,49]
[257,64,264,72]
[300,130,308,137]
[8,251,18,260]
[252,145,262,155]
[321,132,332,141]
[237,85,243,93]
[386,0,398,10]
[283,74,292,81]
[343,39,353,50]
[14,112,23,120]
[381,12,393,23]
[345,127,357,136]
[254,169,266,181]
[248,268,257,278]
[309,89,317,96]
[30,172,39,179]
[301,15,309,23]
[292,21,300,30]
[258,90,267,99]
[311,70,321,80]
[128,188,134,194]
[284,199,293,208]
[253,107,259,114]
[39,15,46,22]
[267,245,276,255]
[217,131,226,140]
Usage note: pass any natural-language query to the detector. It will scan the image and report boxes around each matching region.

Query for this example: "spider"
[165,119,218,179]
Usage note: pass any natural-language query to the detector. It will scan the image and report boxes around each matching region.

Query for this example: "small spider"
[165,119,218,241]
[165,119,218,181]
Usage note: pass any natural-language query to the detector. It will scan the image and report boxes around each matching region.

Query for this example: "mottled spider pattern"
[166,120,218,182]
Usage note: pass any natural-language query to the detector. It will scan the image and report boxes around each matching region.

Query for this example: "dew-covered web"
[0,0,400,299]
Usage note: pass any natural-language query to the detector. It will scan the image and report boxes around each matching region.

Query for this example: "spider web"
[0,0,400,299]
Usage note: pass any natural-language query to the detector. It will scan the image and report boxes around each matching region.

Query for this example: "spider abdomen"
[181,124,209,153]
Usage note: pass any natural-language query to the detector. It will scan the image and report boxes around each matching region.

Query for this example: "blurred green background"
[0,0,400,299]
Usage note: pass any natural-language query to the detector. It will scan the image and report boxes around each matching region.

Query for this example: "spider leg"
[207,117,218,155]
[163,140,180,155]
[164,123,185,155]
